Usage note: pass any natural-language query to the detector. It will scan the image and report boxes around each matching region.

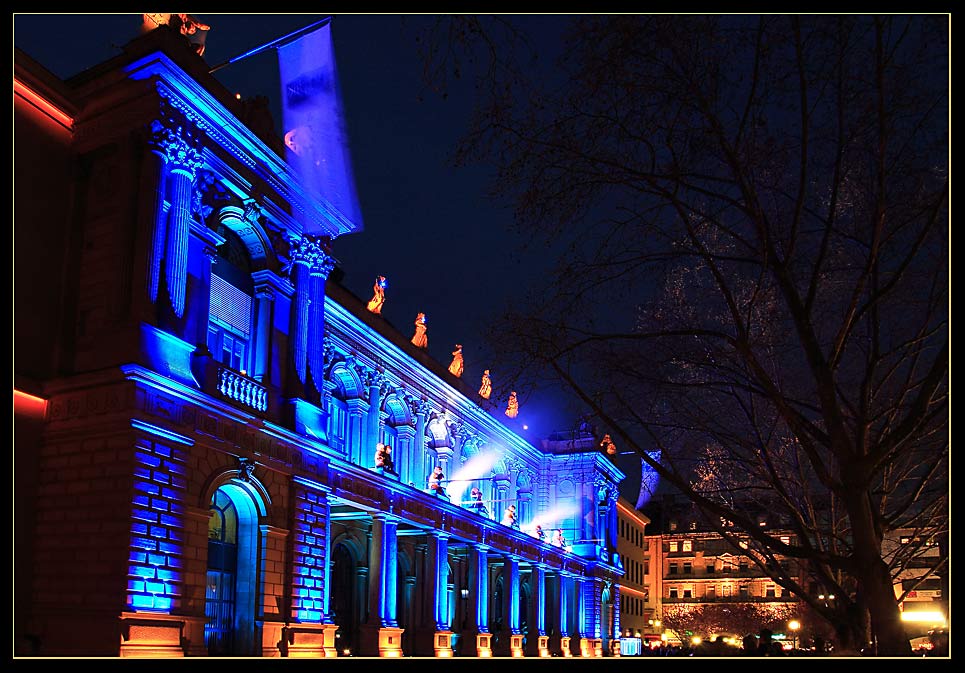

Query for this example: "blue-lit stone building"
[14,24,625,657]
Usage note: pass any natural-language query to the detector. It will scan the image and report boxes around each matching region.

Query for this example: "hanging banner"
[278,20,364,233]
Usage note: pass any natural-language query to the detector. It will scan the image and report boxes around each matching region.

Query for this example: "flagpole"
[208,15,334,74]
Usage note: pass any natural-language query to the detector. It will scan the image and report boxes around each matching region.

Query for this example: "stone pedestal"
[377,627,405,657]
[611,638,621,657]
[509,633,525,657]
[591,637,604,657]
[537,635,551,657]
[285,623,334,658]
[580,637,592,657]
[119,612,194,658]
[560,636,573,657]
[476,632,493,657]
[258,621,284,657]
[433,630,454,657]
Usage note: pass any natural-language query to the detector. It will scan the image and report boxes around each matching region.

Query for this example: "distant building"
[885,529,948,635]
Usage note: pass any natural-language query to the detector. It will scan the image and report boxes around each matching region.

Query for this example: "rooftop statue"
[366,275,386,315]
[448,344,464,378]
[411,312,428,349]
[505,391,519,418]
[478,370,492,400]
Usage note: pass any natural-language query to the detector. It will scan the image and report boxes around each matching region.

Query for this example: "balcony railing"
[217,367,268,412]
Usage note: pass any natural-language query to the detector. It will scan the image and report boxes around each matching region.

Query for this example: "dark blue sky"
[14,13,581,440]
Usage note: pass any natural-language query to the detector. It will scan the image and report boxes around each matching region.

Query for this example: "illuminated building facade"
[13,26,625,658]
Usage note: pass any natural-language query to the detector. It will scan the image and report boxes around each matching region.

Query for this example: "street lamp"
[788,620,800,651]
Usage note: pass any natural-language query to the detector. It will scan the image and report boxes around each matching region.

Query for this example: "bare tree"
[419,14,949,656]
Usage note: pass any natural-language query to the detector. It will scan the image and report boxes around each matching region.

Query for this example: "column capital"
[148,118,204,177]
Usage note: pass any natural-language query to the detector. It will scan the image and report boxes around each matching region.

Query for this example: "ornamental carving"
[283,234,334,275]
[149,118,204,175]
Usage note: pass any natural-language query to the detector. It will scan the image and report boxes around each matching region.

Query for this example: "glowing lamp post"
[788,620,800,650]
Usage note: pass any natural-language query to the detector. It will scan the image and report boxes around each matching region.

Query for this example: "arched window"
[205,489,238,655]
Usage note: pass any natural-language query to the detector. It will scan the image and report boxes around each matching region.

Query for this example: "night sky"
[14,13,582,441]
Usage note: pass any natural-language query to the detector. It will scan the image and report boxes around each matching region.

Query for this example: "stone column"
[411,399,430,487]
[252,283,275,384]
[575,575,591,656]
[144,120,170,307]
[361,514,403,657]
[526,564,550,657]
[558,573,573,657]
[468,543,491,657]
[364,372,387,465]
[161,127,203,319]
[426,531,452,656]
[501,555,523,657]
[308,250,335,395]
[287,236,315,387]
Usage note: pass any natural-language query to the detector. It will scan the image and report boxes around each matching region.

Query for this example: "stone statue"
[366,275,386,315]
[448,344,464,377]
[600,433,617,455]
[478,370,492,399]
[505,391,519,418]
[411,312,428,349]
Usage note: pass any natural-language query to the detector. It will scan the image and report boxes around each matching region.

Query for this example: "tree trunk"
[844,481,912,656]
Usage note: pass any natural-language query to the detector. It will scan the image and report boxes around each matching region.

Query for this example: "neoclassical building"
[13,24,626,658]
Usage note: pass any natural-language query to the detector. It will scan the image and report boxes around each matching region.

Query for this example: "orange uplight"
[14,389,47,418]
[14,79,73,130]
[616,500,649,528]
[618,584,648,599]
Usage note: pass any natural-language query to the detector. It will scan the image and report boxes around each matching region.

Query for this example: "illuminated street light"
[788,620,800,650]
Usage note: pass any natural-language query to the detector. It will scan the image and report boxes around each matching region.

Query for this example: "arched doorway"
[330,541,362,656]
[601,585,613,655]
[204,483,262,656]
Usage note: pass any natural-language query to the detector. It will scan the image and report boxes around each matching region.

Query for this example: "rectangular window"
[208,275,252,372]
[722,584,732,597]
[707,585,716,598]
[766,585,776,598]
[669,587,678,599]
[739,560,749,572]
[669,563,678,575]
[669,521,678,531]
[327,400,348,453]
[682,540,693,552]
[739,585,750,597]
[683,562,692,574]
[669,541,678,552]
[683,587,693,599]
